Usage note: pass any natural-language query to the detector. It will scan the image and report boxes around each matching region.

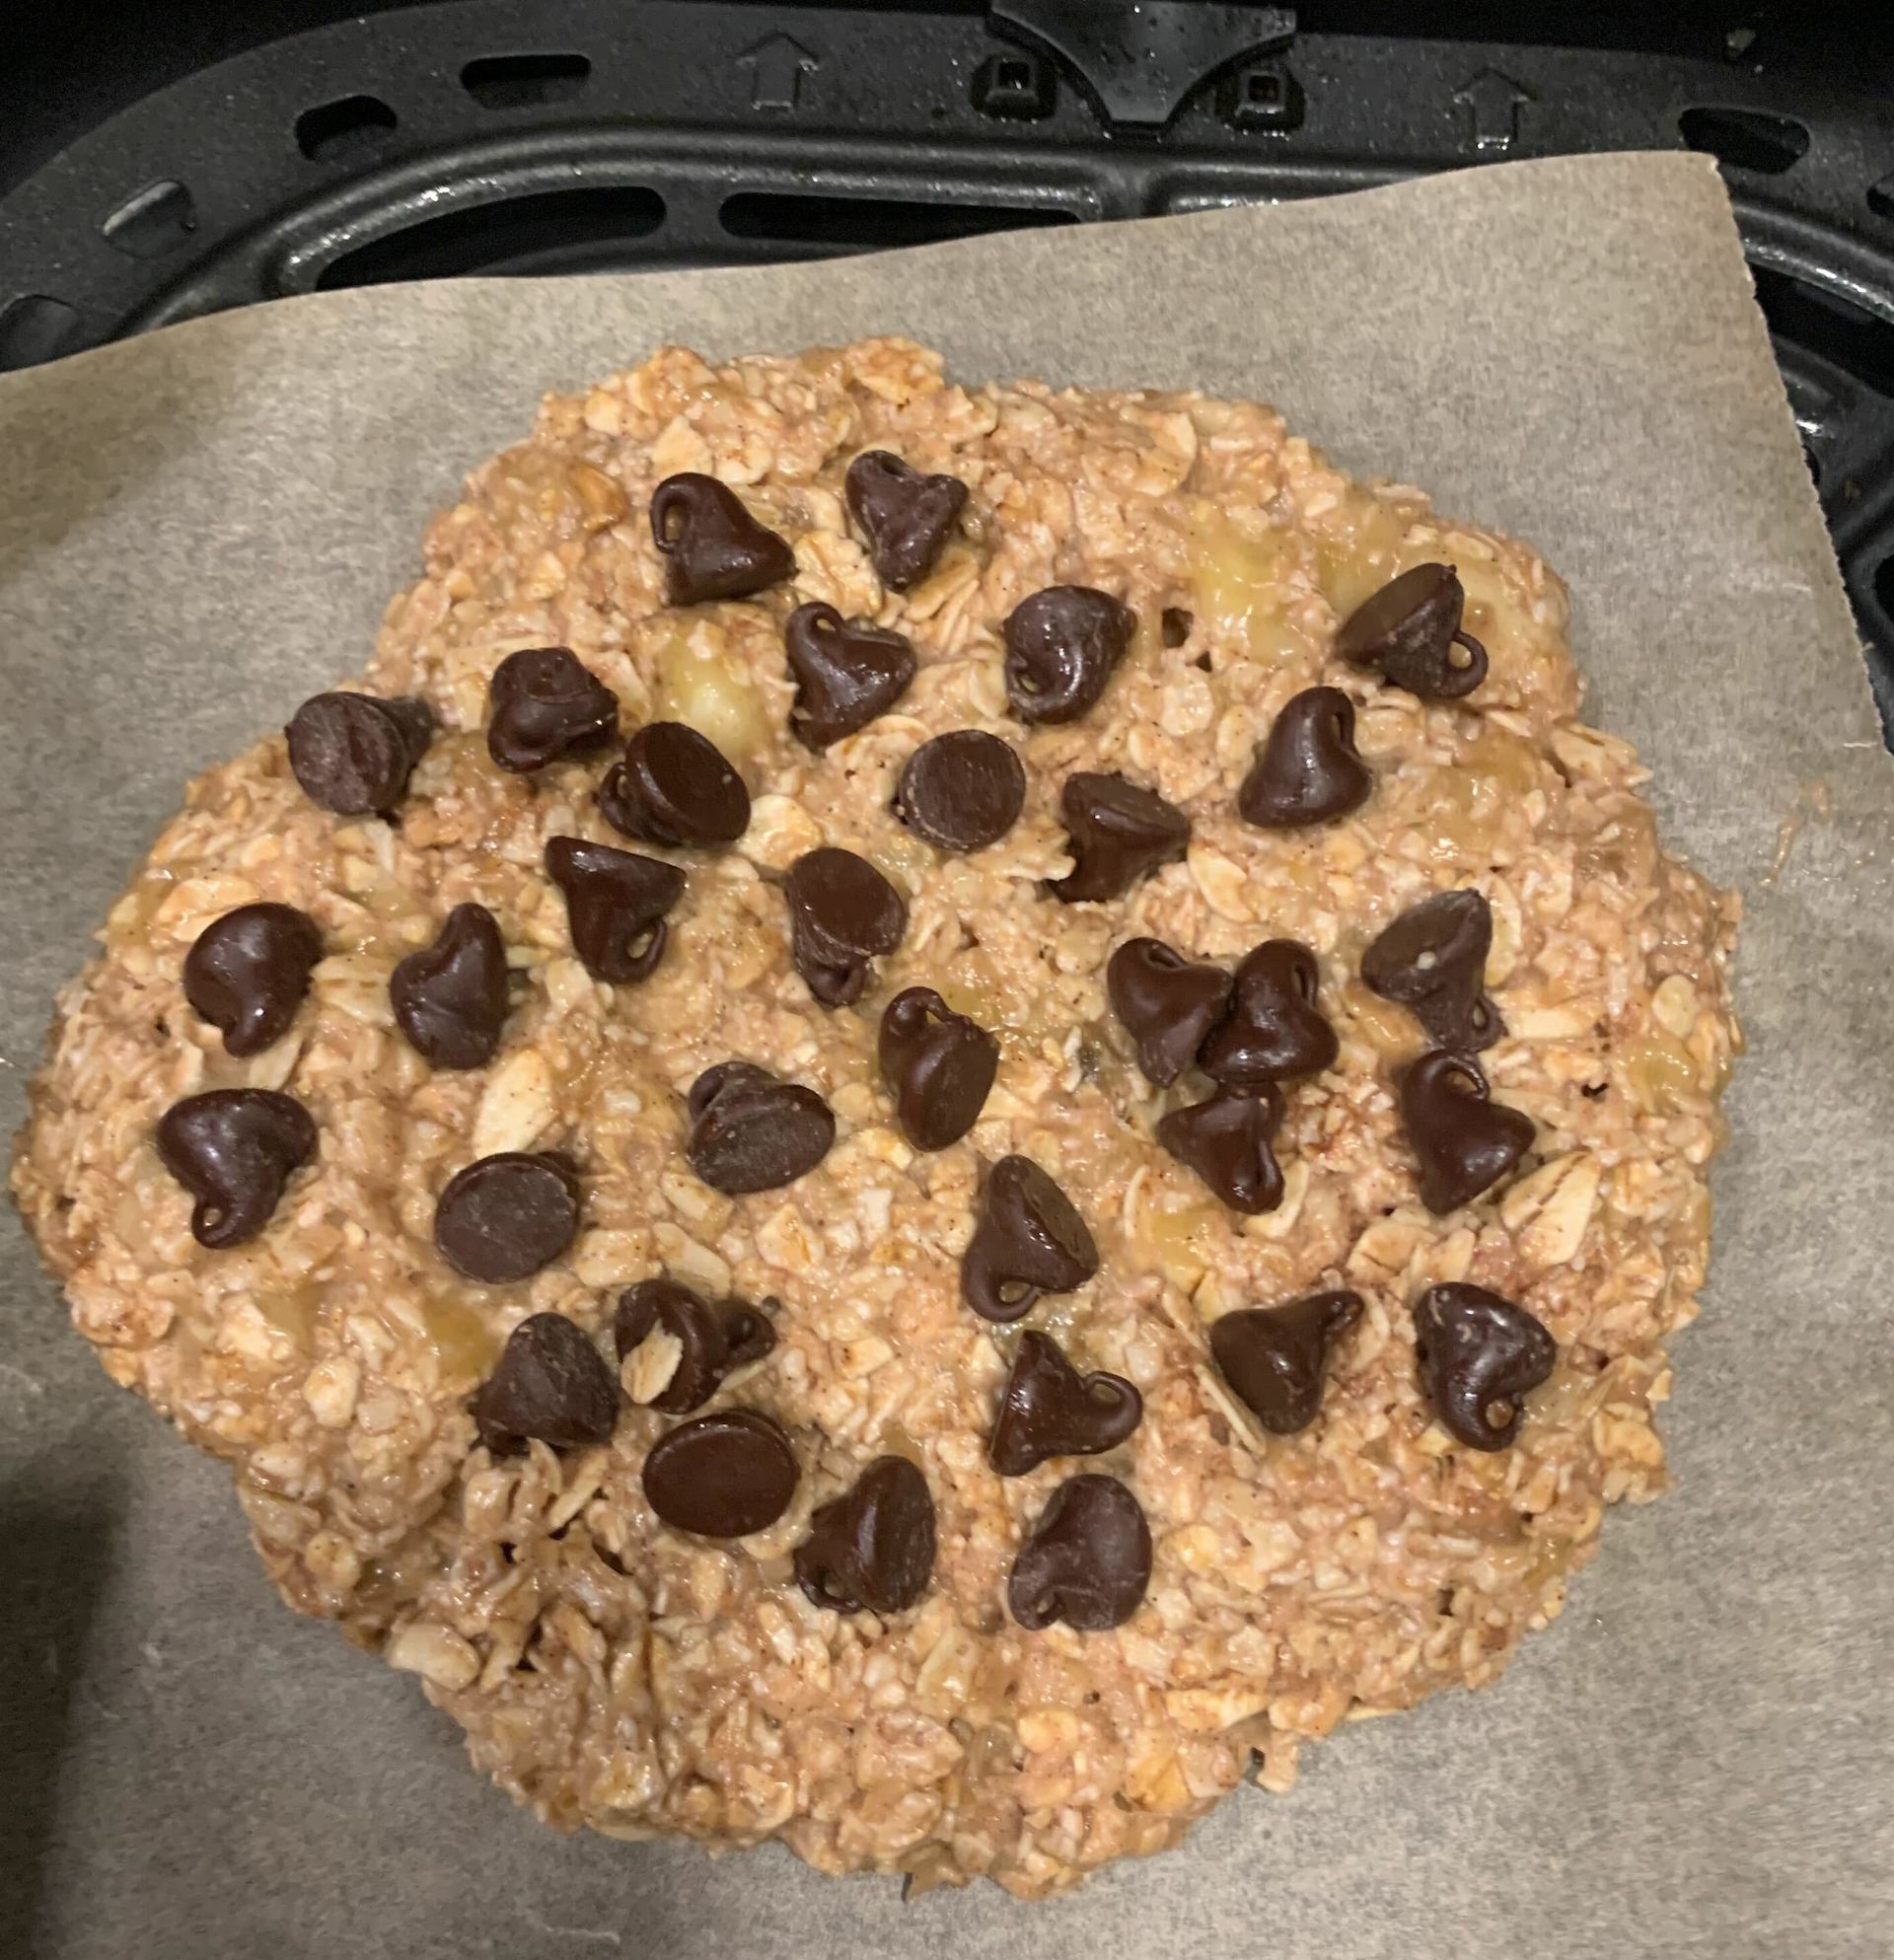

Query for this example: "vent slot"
[0,294,82,371]
[102,180,197,259]
[297,96,400,164]
[719,192,1073,250]
[1753,267,1894,399]
[1679,107,1810,176]
[314,187,667,287]
[462,54,593,110]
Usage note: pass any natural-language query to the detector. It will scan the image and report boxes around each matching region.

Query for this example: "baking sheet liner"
[2,152,1889,1958]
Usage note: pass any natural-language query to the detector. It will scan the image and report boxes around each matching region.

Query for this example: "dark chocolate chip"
[1336,563,1488,700]
[1047,772,1190,905]
[286,691,434,816]
[685,1061,836,1195]
[1003,586,1136,725]
[1360,889,1504,1053]
[784,848,907,958]
[1238,686,1372,829]
[1413,1282,1556,1451]
[794,1456,936,1614]
[642,1409,799,1537]
[650,472,795,606]
[894,730,1026,853]
[1105,937,1232,1087]
[878,986,998,1151]
[1208,1291,1363,1435]
[961,1154,1099,1323]
[155,1089,317,1249]
[1399,1051,1534,1214]
[433,1152,580,1283]
[616,1276,722,1413]
[989,1330,1142,1477]
[472,1312,619,1455]
[379,695,436,762]
[1155,1086,1285,1214]
[1007,1474,1151,1633]
[615,1276,776,1415]
[597,721,750,847]
[784,602,916,751]
[1160,607,1194,649]
[390,903,510,1068]
[716,1300,776,1369]
[1199,939,1337,1088]
[545,835,685,984]
[182,903,324,1057]
[783,847,907,1007]
[484,647,618,773]
[844,450,969,592]
[687,1060,769,1123]
[796,953,868,1011]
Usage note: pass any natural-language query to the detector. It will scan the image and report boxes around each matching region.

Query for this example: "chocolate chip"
[286,691,434,815]
[878,986,998,1151]
[714,1299,776,1369]
[156,1089,317,1249]
[794,1456,936,1614]
[650,472,795,606]
[844,450,969,592]
[894,730,1026,853]
[1198,939,1337,1088]
[1155,1086,1285,1214]
[1209,1291,1363,1435]
[783,847,907,1007]
[961,1154,1099,1323]
[1047,772,1190,904]
[1160,607,1194,648]
[1007,1475,1151,1633]
[472,1312,619,1455]
[433,1152,580,1283]
[1238,686,1372,829]
[484,647,619,773]
[989,1330,1142,1476]
[616,1276,720,1413]
[615,1276,776,1415]
[390,903,510,1068]
[1003,586,1136,725]
[1413,1282,1556,1450]
[789,956,866,1016]
[1336,563,1488,700]
[686,1060,762,1118]
[1399,1051,1534,1214]
[545,836,685,984]
[784,602,916,750]
[598,721,749,849]
[1106,937,1232,1087]
[642,1409,799,1537]
[685,1061,836,1195]
[182,903,324,1057]
[1360,889,1504,1053]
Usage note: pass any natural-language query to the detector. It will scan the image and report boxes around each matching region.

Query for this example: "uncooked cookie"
[12,339,1739,1897]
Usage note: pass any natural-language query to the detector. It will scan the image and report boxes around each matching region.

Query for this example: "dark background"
[4,1,1893,198]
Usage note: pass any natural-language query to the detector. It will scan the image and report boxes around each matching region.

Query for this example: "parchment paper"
[3,151,1890,1960]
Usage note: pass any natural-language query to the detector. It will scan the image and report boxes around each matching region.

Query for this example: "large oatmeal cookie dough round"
[12,338,1738,1897]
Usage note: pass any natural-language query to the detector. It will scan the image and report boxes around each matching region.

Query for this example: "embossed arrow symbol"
[740,33,819,112]
[1452,68,1531,153]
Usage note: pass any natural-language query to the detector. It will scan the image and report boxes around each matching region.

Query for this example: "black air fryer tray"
[4,0,1893,732]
